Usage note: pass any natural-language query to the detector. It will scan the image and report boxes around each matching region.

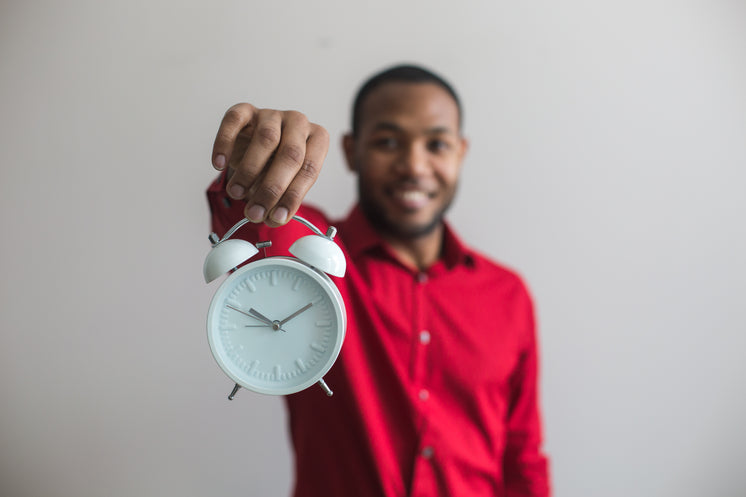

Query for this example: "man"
[207,65,550,496]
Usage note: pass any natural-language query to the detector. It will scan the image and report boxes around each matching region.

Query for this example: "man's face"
[344,82,468,240]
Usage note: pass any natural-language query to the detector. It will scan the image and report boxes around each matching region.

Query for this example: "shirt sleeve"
[503,286,551,497]
[206,172,268,240]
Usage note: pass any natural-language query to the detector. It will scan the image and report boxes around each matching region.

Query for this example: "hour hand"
[248,308,274,326]
[226,304,274,327]
[249,308,287,332]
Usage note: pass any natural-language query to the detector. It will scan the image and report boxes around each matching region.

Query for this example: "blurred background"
[1,0,745,496]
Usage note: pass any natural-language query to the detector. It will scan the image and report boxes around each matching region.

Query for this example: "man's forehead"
[370,121,457,136]
[358,82,461,132]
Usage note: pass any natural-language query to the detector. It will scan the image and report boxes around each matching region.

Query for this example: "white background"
[1,1,745,496]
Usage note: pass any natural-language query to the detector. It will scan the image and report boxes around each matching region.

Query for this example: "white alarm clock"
[203,216,346,399]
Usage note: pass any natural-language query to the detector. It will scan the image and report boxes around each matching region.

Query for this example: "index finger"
[212,103,257,170]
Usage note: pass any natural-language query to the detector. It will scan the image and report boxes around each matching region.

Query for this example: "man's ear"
[458,136,469,162]
[342,133,356,173]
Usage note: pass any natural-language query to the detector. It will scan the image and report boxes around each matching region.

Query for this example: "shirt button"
[421,446,435,459]
[416,272,428,283]
[418,389,430,401]
[419,330,431,344]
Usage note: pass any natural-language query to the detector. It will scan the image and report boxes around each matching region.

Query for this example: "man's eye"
[428,139,450,153]
[374,137,398,149]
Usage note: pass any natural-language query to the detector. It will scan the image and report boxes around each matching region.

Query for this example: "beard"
[357,180,458,241]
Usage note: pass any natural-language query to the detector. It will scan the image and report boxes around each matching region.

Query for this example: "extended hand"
[211,104,330,227]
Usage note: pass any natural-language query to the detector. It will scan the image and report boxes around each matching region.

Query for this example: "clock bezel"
[207,256,346,396]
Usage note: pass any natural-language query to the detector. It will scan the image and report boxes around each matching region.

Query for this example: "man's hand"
[211,103,330,226]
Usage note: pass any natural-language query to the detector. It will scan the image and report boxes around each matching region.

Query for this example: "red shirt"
[207,176,550,497]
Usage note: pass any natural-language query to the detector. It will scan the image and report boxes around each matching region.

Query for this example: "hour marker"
[270,271,279,286]
[274,365,281,379]
[310,342,325,353]
[245,280,256,292]
[248,360,259,372]
[315,320,332,327]
[292,278,302,291]
[295,358,306,371]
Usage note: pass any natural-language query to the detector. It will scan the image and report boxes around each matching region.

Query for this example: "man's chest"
[339,261,529,395]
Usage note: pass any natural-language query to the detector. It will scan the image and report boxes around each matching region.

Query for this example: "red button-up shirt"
[208,176,550,497]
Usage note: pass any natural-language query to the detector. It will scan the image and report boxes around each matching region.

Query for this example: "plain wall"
[1,1,745,496]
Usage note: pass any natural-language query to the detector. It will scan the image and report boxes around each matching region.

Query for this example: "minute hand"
[279,303,313,326]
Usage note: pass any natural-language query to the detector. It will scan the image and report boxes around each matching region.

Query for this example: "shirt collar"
[338,204,475,271]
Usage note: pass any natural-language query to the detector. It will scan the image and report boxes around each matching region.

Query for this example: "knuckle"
[297,158,320,181]
[312,124,330,142]
[281,187,304,207]
[223,108,241,125]
[278,143,305,167]
[223,104,250,126]
[231,168,258,185]
[286,110,309,126]
[255,125,281,147]
[257,182,284,202]
[215,130,233,146]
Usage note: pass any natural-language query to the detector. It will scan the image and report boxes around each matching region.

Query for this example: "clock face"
[207,257,346,395]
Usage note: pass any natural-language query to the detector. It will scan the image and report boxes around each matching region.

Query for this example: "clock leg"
[228,383,241,400]
[318,378,333,397]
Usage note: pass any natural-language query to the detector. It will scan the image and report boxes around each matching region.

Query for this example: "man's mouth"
[391,189,433,210]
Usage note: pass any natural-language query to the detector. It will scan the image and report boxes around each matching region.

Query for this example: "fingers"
[216,106,329,226]
[212,103,257,171]
[228,109,284,202]
[260,123,329,226]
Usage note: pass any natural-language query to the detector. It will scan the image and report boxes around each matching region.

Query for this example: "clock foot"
[318,378,333,397]
[228,383,241,401]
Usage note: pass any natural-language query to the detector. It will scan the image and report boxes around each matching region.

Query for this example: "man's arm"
[503,296,551,497]
[211,103,329,226]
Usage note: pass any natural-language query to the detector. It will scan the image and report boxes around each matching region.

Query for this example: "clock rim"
[206,256,346,396]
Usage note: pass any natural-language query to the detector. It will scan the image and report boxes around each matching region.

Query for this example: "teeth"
[399,191,427,201]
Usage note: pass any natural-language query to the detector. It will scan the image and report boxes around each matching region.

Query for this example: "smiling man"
[343,78,467,270]
[207,64,550,496]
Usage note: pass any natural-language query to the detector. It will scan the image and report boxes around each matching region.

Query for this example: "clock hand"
[248,308,275,326]
[226,304,274,328]
[250,307,290,332]
[226,304,256,318]
[279,303,314,325]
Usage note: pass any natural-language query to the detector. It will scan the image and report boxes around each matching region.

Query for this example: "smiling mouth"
[392,189,434,210]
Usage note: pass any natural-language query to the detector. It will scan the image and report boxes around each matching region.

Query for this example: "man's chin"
[359,192,449,240]
[381,213,442,240]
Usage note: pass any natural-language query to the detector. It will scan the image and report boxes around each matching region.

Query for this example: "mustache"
[388,178,436,191]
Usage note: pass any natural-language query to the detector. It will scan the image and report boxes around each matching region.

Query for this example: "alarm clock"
[203,215,346,399]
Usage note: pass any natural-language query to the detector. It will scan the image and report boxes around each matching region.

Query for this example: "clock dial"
[207,257,345,395]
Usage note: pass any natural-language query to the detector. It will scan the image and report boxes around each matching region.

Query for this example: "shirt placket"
[409,270,438,497]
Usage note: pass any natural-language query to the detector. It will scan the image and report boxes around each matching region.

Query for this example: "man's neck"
[382,225,444,272]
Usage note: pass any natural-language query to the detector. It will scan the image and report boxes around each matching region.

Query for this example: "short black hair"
[350,64,462,136]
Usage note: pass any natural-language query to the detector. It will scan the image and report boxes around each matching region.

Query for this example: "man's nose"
[396,142,429,176]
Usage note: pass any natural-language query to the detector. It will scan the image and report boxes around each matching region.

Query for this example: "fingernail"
[229,184,245,199]
[246,204,266,222]
[214,154,226,170]
[271,207,288,224]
